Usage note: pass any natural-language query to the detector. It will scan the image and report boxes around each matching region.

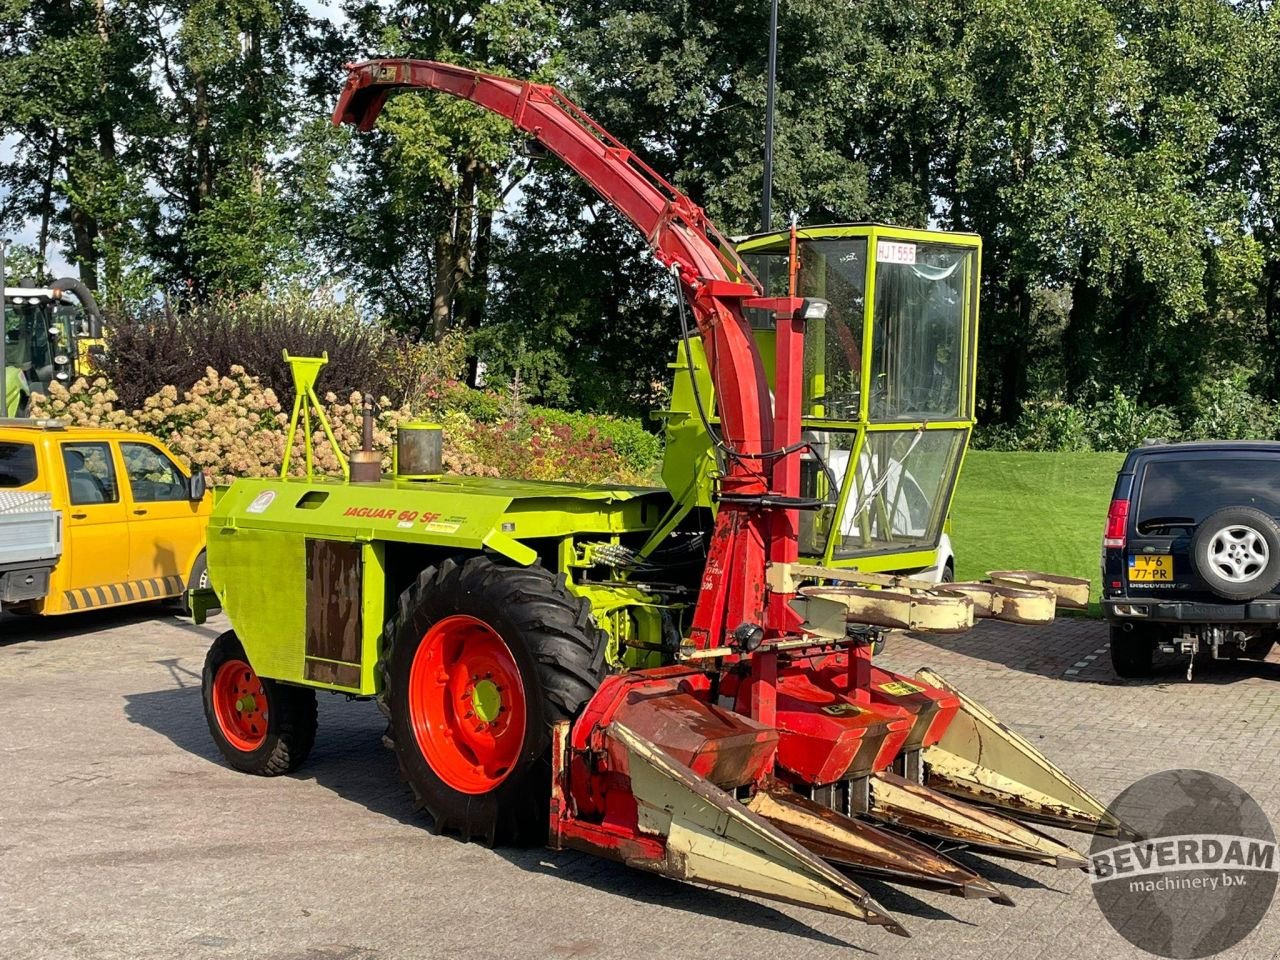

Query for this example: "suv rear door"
[1127,452,1280,601]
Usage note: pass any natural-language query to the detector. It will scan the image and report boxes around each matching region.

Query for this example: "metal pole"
[761,0,779,232]
[1,239,8,418]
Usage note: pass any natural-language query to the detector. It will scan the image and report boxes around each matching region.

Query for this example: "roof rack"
[0,418,68,430]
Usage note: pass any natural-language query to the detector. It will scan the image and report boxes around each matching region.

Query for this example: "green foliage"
[7,0,1280,436]
[974,375,1280,452]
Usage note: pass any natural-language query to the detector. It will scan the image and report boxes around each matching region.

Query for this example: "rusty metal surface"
[303,659,361,687]
[610,686,778,790]
[867,771,1088,869]
[986,571,1090,610]
[800,585,974,633]
[915,669,1115,834]
[610,723,910,935]
[750,783,1011,903]
[304,539,363,667]
[935,581,1056,624]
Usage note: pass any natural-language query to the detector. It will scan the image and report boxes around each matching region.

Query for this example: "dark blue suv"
[1102,441,1280,678]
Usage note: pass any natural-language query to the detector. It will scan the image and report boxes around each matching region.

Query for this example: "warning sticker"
[425,515,465,534]
[821,703,862,717]
[877,679,925,697]
[245,490,276,514]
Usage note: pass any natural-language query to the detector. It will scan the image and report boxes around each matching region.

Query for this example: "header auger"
[196,58,1113,939]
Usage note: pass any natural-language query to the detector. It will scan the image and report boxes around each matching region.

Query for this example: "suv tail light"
[1104,498,1130,549]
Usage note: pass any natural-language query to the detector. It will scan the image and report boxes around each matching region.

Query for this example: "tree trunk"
[68,200,100,291]
[1266,256,1280,394]
[1064,249,1099,401]
[998,279,1032,423]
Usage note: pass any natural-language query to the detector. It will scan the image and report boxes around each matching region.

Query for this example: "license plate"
[1128,554,1173,582]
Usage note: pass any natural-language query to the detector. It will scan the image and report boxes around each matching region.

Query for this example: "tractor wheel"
[1109,622,1156,679]
[380,556,607,845]
[202,630,317,775]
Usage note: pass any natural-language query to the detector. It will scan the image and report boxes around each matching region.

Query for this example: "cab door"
[58,439,130,604]
[118,440,202,596]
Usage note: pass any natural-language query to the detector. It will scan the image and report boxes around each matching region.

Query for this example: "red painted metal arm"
[334,59,791,646]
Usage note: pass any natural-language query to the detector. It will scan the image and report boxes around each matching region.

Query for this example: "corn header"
[196,59,1114,937]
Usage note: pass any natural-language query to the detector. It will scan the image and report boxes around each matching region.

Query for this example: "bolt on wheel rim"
[407,615,527,795]
[1208,525,1269,583]
[212,659,268,751]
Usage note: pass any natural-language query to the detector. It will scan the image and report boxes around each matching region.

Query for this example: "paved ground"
[2,607,1278,960]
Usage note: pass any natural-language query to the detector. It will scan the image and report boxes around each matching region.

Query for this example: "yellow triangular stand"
[281,351,349,481]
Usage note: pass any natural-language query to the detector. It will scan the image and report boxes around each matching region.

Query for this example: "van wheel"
[1109,623,1156,678]
[380,557,607,846]
[177,550,210,615]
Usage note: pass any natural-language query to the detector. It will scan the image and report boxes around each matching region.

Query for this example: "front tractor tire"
[202,630,318,775]
[381,557,607,846]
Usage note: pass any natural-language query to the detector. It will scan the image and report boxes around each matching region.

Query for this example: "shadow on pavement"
[497,847,876,951]
[124,686,882,950]
[1,605,225,650]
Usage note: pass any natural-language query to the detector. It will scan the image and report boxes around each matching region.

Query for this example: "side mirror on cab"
[188,471,207,501]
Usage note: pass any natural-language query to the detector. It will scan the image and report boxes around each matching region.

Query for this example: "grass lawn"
[949,450,1126,607]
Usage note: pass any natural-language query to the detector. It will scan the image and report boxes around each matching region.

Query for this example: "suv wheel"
[1110,622,1156,678]
[1191,507,1280,602]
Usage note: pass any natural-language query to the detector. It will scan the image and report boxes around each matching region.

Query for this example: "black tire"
[189,550,210,591]
[202,630,317,775]
[1109,622,1157,678]
[380,556,607,846]
[1190,507,1280,602]
[941,561,955,584]
[177,550,210,615]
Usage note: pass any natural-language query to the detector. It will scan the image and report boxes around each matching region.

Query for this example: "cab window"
[0,441,37,487]
[62,442,120,505]
[121,442,188,502]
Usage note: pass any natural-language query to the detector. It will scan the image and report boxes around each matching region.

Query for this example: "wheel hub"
[469,678,503,723]
[1209,525,1268,583]
[407,615,527,794]
[212,659,268,752]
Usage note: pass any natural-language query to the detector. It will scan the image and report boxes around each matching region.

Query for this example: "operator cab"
[662,224,980,573]
[4,284,103,409]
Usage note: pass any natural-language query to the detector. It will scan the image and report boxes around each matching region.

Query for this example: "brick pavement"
[1,608,1277,960]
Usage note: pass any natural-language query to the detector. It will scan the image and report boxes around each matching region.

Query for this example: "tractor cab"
[661,224,980,575]
[3,284,104,408]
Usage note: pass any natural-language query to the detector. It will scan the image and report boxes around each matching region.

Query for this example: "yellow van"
[0,420,211,615]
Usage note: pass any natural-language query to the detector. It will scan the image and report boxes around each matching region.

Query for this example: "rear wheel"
[202,630,317,775]
[1109,622,1156,678]
[380,557,607,845]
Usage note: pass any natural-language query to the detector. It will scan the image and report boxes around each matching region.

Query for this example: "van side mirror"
[188,471,207,501]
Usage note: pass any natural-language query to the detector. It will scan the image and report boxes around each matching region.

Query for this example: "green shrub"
[1184,368,1280,441]
[100,290,464,412]
[523,406,662,477]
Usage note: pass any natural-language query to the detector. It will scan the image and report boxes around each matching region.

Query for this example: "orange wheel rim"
[407,615,527,794]
[212,659,268,752]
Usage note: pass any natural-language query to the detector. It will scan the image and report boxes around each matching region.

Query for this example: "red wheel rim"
[212,659,268,752]
[407,615,527,795]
